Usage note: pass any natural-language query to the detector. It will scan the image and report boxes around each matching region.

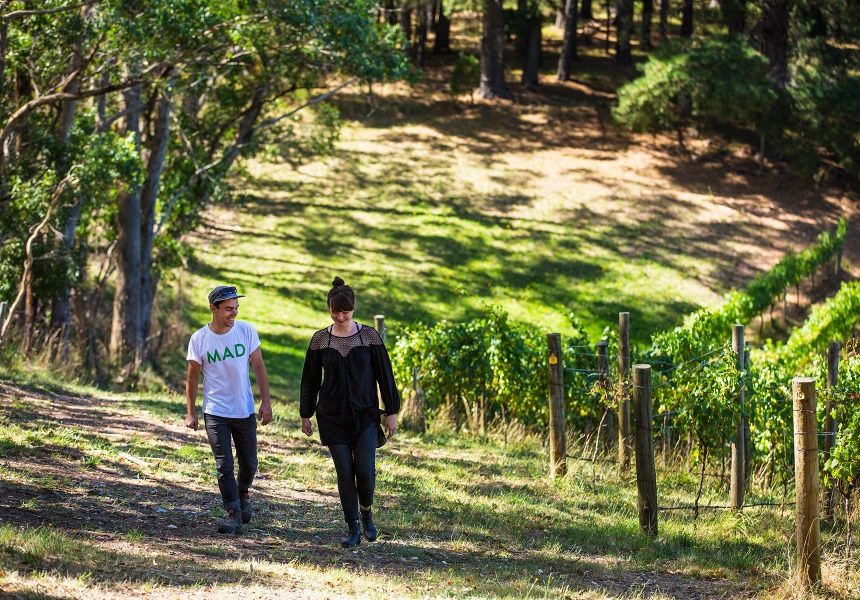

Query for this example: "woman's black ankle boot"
[360,508,377,542]
[341,520,361,548]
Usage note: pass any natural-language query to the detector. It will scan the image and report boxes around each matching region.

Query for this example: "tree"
[477,0,512,99]
[557,0,578,80]
[659,0,670,39]
[580,0,594,20]
[614,37,777,151]
[616,0,634,66]
[434,1,452,54]
[681,0,694,37]
[521,0,543,87]
[417,1,429,68]
[0,0,410,375]
[760,0,792,87]
[720,0,747,34]
[642,0,654,50]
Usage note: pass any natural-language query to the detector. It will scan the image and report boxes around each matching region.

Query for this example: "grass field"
[174,78,855,398]
[1,376,858,599]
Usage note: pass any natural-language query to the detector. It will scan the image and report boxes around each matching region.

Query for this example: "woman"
[300,277,400,547]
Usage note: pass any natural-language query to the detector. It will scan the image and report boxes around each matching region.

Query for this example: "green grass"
[176,95,749,398]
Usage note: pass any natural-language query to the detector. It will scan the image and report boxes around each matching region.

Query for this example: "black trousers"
[329,423,377,523]
[204,413,258,510]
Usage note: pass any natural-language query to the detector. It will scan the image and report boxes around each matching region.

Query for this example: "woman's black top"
[300,323,400,446]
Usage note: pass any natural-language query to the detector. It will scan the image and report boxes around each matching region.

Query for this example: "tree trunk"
[109,81,143,369]
[434,10,451,54]
[616,0,634,66]
[761,0,790,88]
[50,39,83,337]
[417,2,428,67]
[580,0,593,20]
[139,84,172,362]
[477,0,512,100]
[641,0,654,50]
[400,7,413,46]
[720,0,746,35]
[0,22,7,215]
[522,19,542,87]
[386,0,397,26]
[22,268,34,355]
[556,0,567,28]
[659,0,669,39]
[680,0,693,37]
[557,0,578,80]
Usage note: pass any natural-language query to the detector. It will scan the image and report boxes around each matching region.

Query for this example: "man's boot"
[217,508,243,534]
[239,492,253,524]
[341,520,361,548]
[360,507,377,542]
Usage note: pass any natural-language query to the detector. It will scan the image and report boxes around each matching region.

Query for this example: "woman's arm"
[299,344,322,420]
[370,339,401,417]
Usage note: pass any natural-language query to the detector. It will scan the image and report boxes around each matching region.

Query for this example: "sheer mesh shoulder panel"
[361,327,383,346]
[308,324,384,357]
[309,329,329,351]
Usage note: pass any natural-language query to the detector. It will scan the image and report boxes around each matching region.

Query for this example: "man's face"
[211,299,239,329]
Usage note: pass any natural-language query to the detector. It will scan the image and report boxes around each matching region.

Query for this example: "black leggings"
[329,424,377,523]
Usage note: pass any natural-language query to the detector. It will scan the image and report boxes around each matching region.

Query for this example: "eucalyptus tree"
[107,0,410,369]
[0,1,155,356]
[0,0,409,376]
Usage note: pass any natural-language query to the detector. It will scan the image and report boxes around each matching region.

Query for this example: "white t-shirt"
[186,320,261,418]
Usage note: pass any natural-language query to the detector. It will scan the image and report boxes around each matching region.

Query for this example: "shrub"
[449,53,480,103]
[613,36,776,146]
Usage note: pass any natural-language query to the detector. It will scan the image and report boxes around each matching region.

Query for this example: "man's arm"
[185,360,201,431]
[250,347,272,425]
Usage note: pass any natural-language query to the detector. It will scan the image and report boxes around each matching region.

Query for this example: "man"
[185,285,273,534]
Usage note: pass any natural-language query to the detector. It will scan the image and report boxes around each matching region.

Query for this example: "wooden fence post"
[730,325,745,510]
[793,377,821,589]
[374,314,386,344]
[547,333,566,479]
[618,312,632,471]
[744,340,751,484]
[823,342,840,520]
[633,364,657,537]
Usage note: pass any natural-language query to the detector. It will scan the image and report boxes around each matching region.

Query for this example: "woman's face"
[329,307,354,326]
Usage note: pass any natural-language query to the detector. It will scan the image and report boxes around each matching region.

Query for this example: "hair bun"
[332,276,345,287]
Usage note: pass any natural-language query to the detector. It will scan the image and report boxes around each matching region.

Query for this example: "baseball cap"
[208,285,245,305]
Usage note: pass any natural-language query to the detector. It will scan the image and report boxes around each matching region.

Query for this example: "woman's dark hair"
[328,276,356,312]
